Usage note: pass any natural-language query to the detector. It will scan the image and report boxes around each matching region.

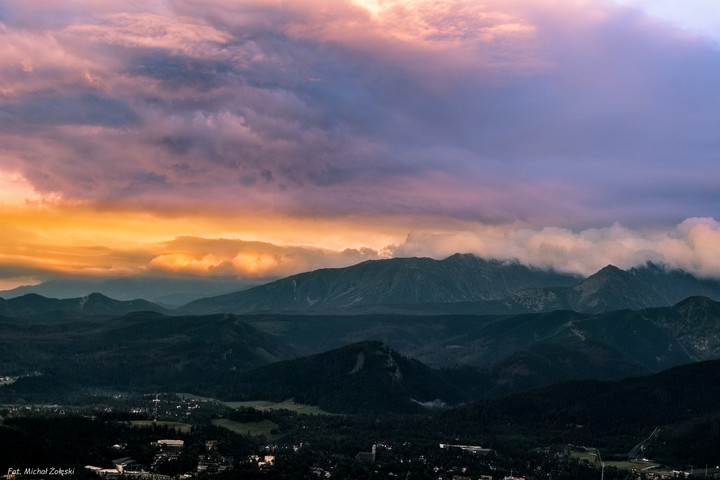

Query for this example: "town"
[0,393,713,480]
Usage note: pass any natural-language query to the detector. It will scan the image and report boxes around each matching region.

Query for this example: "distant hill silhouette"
[0,292,166,319]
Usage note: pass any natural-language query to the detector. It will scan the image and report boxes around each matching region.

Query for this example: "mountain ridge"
[0,292,167,319]
[5,255,720,318]
[177,254,581,314]
[177,255,720,315]
[0,277,249,307]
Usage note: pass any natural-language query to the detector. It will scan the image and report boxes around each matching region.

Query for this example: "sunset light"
[4,2,720,474]
[1,0,719,293]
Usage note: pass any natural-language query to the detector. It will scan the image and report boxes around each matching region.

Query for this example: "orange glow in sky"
[2,0,720,293]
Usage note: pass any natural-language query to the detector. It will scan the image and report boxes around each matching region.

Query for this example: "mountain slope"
[179,256,720,315]
[570,262,720,313]
[638,295,720,361]
[0,312,297,401]
[451,357,720,465]
[231,297,720,386]
[572,265,656,312]
[504,262,720,314]
[178,254,580,314]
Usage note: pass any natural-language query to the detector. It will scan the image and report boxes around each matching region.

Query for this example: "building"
[152,439,184,449]
[111,457,136,473]
[355,444,377,464]
[439,443,493,455]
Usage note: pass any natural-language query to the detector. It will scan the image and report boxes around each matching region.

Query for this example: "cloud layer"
[393,217,720,278]
[1,0,720,287]
[2,0,719,223]
[2,213,720,289]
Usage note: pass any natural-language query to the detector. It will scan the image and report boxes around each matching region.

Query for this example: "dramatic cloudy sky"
[1,0,720,292]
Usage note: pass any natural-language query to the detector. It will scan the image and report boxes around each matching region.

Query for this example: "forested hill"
[200,341,492,413]
[449,357,720,465]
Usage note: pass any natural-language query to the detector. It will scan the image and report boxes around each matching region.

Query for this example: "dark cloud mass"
[0,94,140,128]
[1,0,719,226]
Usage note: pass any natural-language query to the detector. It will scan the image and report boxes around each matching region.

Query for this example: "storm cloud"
[1,0,720,285]
[1,0,718,223]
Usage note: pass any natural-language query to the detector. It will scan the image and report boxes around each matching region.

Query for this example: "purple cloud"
[0,94,140,129]
[0,0,719,227]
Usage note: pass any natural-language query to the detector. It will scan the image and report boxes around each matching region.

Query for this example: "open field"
[126,420,192,433]
[178,393,333,415]
[211,418,279,438]
[567,449,684,476]
[223,399,332,415]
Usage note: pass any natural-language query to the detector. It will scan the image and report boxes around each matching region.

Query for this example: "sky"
[1,0,720,293]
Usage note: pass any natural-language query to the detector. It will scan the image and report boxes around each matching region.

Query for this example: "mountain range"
[3,295,720,405]
[4,253,720,473]
[3,253,720,409]
[0,292,166,320]
[4,254,720,317]
[0,276,252,307]
[177,255,720,315]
